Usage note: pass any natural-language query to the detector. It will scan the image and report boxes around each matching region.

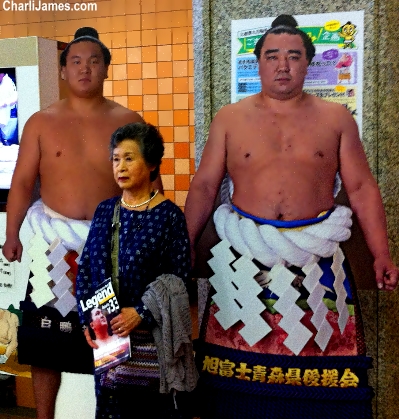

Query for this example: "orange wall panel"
[128,96,143,112]
[159,127,174,143]
[159,95,173,110]
[143,79,158,95]
[174,143,190,159]
[157,62,173,78]
[0,0,194,207]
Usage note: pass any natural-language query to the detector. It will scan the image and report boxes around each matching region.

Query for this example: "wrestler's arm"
[339,107,398,291]
[2,113,41,262]
[184,109,228,264]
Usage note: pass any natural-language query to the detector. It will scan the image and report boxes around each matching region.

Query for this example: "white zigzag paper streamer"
[28,234,55,308]
[47,239,77,316]
[214,179,353,353]
[26,200,90,316]
[268,264,313,355]
[331,248,349,334]
[302,260,333,351]
[214,177,352,354]
[208,240,271,346]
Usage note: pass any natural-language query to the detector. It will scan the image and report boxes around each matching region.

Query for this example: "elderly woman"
[76,122,196,419]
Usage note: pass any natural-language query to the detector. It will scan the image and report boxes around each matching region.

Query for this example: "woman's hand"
[110,307,142,337]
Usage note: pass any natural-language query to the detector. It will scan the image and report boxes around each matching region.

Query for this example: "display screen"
[0,67,19,201]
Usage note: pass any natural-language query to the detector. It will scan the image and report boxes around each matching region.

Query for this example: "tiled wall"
[0,0,194,208]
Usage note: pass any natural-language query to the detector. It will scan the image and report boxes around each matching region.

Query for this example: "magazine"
[79,278,131,375]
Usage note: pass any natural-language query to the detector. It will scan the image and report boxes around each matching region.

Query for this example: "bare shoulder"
[307,94,357,129]
[105,99,143,124]
[308,94,353,117]
[26,99,78,127]
[212,98,252,126]
[20,107,55,136]
[235,95,257,110]
[24,100,64,125]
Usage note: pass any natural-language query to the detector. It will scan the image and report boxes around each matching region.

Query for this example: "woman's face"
[112,139,155,191]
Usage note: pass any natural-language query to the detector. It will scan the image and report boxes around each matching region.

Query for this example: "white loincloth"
[27,199,91,251]
[26,199,91,316]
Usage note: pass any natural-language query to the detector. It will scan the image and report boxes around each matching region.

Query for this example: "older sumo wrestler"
[2,27,163,419]
[185,14,398,419]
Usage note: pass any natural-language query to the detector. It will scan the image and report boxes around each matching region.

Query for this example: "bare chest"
[39,117,117,165]
[226,111,340,166]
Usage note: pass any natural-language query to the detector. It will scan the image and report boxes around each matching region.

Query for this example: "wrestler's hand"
[84,327,99,349]
[2,237,23,263]
[374,257,399,291]
[110,307,142,337]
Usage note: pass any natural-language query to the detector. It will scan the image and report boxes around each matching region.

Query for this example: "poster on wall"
[0,240,15,292]
[231,11,364,133]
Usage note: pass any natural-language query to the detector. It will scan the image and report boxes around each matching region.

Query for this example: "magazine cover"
[79,278,131,374]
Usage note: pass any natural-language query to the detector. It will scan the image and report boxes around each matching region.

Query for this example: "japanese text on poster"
[231,11,364,132]
[0,241,15,291]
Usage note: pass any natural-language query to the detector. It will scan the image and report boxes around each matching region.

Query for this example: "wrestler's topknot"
[74,27,99,40]
[254,14,315,64]
[271,14,298,28]
[59,26,111,67]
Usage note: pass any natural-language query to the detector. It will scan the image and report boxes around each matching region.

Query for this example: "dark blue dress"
[76,196,191,419]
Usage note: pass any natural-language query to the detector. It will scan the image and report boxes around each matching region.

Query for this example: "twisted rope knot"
[214,203,352,268]
[27,199,90,252]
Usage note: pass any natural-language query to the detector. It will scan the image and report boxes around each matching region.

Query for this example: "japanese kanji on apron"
[196,199,373,419]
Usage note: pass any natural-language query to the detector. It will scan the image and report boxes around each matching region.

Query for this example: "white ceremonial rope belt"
[26,199,91,316]
[214,203,352,268]
[209,202,353,355]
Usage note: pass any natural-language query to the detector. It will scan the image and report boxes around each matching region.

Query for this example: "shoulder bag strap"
[111,199,121,297]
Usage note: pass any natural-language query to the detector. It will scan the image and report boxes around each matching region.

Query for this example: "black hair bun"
[271,14,298,28]
[74,27,99,40]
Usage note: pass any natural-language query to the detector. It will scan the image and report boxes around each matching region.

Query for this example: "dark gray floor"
[0,406,36,419]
